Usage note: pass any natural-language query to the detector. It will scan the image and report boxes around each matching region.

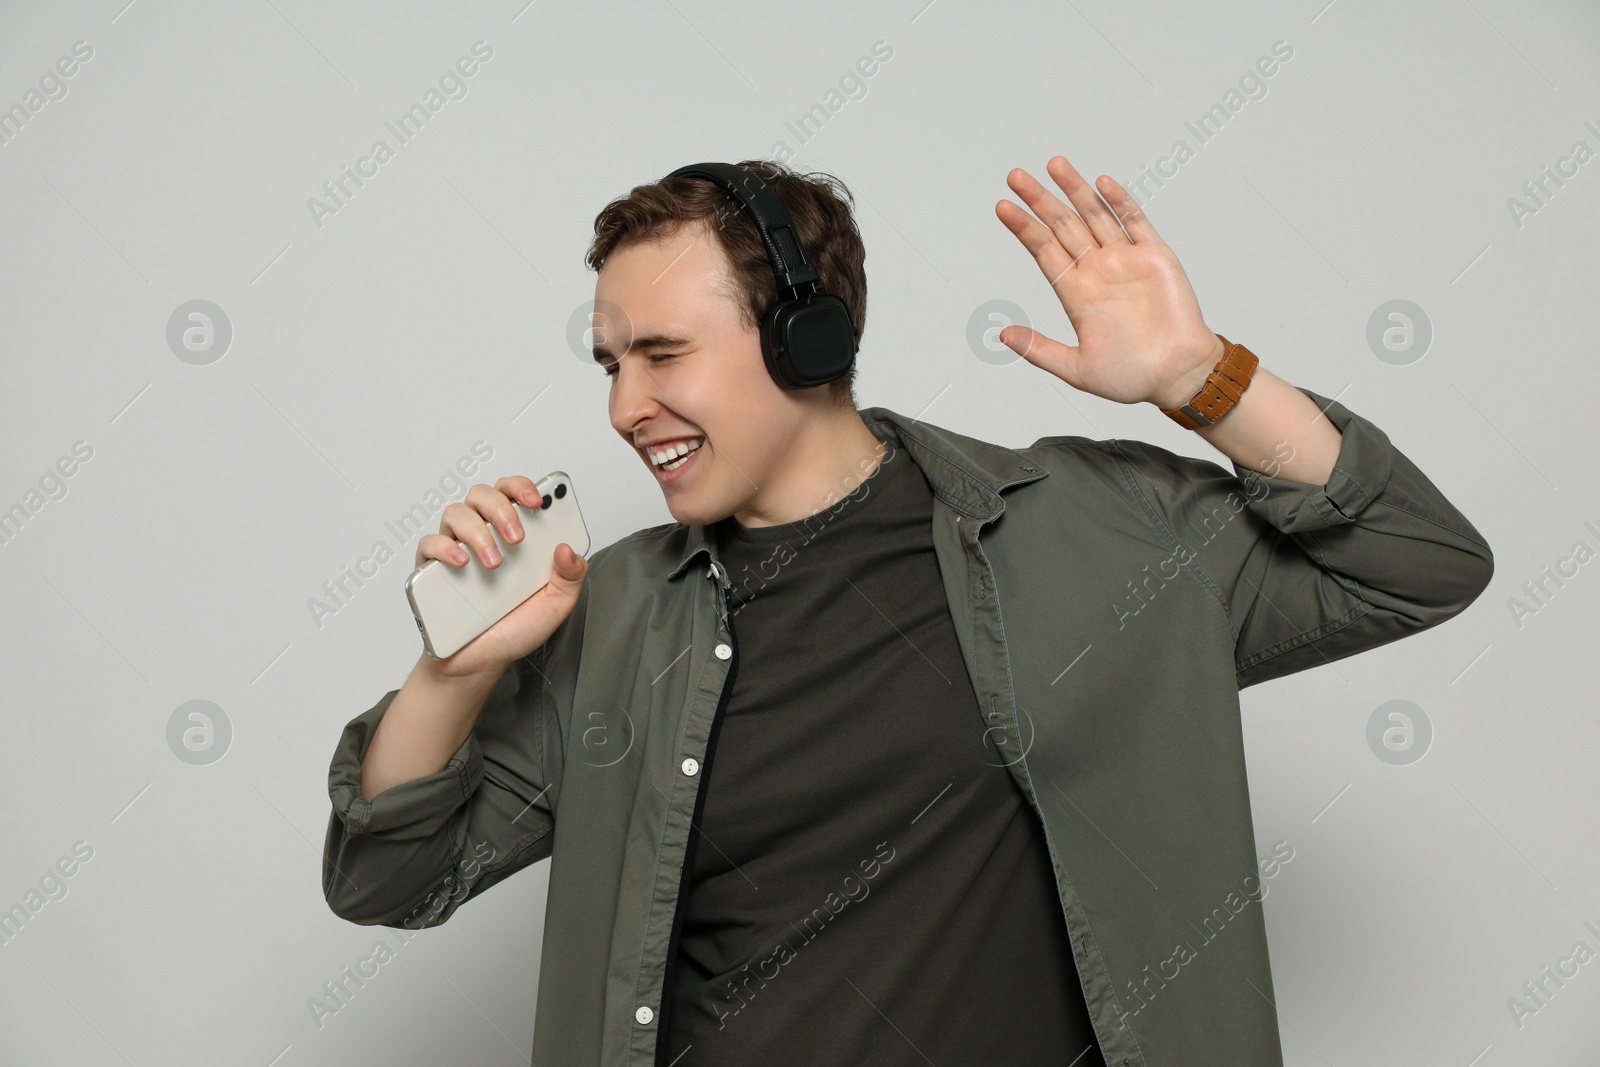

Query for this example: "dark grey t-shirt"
[658,436,1107,1066]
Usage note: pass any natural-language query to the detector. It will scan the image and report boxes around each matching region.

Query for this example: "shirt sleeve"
[1106,386,1495,689]
[321,614,579,929]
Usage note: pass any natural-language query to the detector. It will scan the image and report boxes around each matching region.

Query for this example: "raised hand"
[994,155,1224,410]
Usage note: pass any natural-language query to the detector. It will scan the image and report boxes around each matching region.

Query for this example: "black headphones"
[665,161,859,390]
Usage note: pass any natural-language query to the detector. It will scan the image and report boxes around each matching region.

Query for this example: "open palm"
[994,156,1222,408]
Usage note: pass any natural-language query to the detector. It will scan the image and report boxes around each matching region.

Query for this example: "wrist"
[1153,354,1217,411]
[1155,333,1259,430]
[415,650,508,684]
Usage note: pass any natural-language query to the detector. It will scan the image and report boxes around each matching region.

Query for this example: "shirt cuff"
[1227,386,1396,533]
[327,688,485,839]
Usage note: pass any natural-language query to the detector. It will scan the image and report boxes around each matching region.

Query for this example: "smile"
[646,436,705,481]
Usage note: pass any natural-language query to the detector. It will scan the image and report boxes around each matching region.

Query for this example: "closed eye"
[602,352,678,378]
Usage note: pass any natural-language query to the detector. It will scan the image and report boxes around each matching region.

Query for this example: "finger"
[440,498,504,568]
[496,475,545,511]
[996,199,1091,292]
[1096,175,1163,245]
[999,325,1087,391]
[416,532,470,568]
[466,482,525,546]
[1005,166,1096,263]
[1045,156,1129,248]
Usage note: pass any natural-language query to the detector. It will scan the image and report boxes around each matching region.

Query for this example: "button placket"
[648,557,738,1050]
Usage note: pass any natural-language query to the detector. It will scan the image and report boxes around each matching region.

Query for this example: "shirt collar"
[666,405,1050,582]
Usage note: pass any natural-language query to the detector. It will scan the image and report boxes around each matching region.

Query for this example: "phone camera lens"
[541,494,552,509]
[554,483,567,499]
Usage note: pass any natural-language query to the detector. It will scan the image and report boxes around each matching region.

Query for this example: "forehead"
[592,225,747,359]
[595,222,733,312]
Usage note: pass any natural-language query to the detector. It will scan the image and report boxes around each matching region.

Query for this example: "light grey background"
[1,0,1595,1064]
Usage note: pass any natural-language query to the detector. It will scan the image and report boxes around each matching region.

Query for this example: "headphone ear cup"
[762,293,857,389]
[760,298,798,388]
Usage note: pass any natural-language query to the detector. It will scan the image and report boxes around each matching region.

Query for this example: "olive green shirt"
[323,390,1493,1067]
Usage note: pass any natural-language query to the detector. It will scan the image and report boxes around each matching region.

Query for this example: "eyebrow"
[592,332,695,362]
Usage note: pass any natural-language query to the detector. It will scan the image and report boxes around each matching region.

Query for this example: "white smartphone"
[405,471,591,660]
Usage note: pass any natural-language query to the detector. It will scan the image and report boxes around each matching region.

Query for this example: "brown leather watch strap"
[1160,334,1259,431]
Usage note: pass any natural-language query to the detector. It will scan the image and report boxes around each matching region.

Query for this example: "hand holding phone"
[405,472,591,675]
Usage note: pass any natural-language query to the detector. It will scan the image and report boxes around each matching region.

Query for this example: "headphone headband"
[666,162,820,292]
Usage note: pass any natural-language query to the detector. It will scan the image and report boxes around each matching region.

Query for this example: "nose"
[608,351,659,439]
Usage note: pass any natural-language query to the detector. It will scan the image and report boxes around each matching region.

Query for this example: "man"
[322,157,1494,1067]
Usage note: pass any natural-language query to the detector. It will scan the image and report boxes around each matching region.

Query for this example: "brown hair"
[584,159,866,408]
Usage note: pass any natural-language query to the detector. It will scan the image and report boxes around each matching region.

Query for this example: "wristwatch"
[1160,334,1259,430]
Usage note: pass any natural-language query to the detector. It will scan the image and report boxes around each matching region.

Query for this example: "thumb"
[1001,326,1084,390]
[547,543,589,592]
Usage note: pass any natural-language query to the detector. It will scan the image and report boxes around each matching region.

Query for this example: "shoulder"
[1020,431,1242,518]
[531,520,685,674]
[585,520,686,582]
[1027,430,1226,476]
[1021,429,1223,482]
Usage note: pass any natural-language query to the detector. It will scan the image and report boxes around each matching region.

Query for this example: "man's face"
[595,221,799,526]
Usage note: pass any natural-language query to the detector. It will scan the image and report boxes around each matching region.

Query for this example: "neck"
[732,407,886,529]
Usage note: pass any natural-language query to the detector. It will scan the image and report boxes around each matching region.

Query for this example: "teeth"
[660,452,692,471]
[648,437,703,466]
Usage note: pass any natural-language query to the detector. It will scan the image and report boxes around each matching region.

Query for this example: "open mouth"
[645,436,705,481]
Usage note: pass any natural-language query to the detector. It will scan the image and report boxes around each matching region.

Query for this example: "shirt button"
[635,1005,653,1024]
[706,562,720,579]
[714,643,731,659]
[682,757,699,776]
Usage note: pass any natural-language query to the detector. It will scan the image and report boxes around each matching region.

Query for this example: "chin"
[664,496,726,528]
